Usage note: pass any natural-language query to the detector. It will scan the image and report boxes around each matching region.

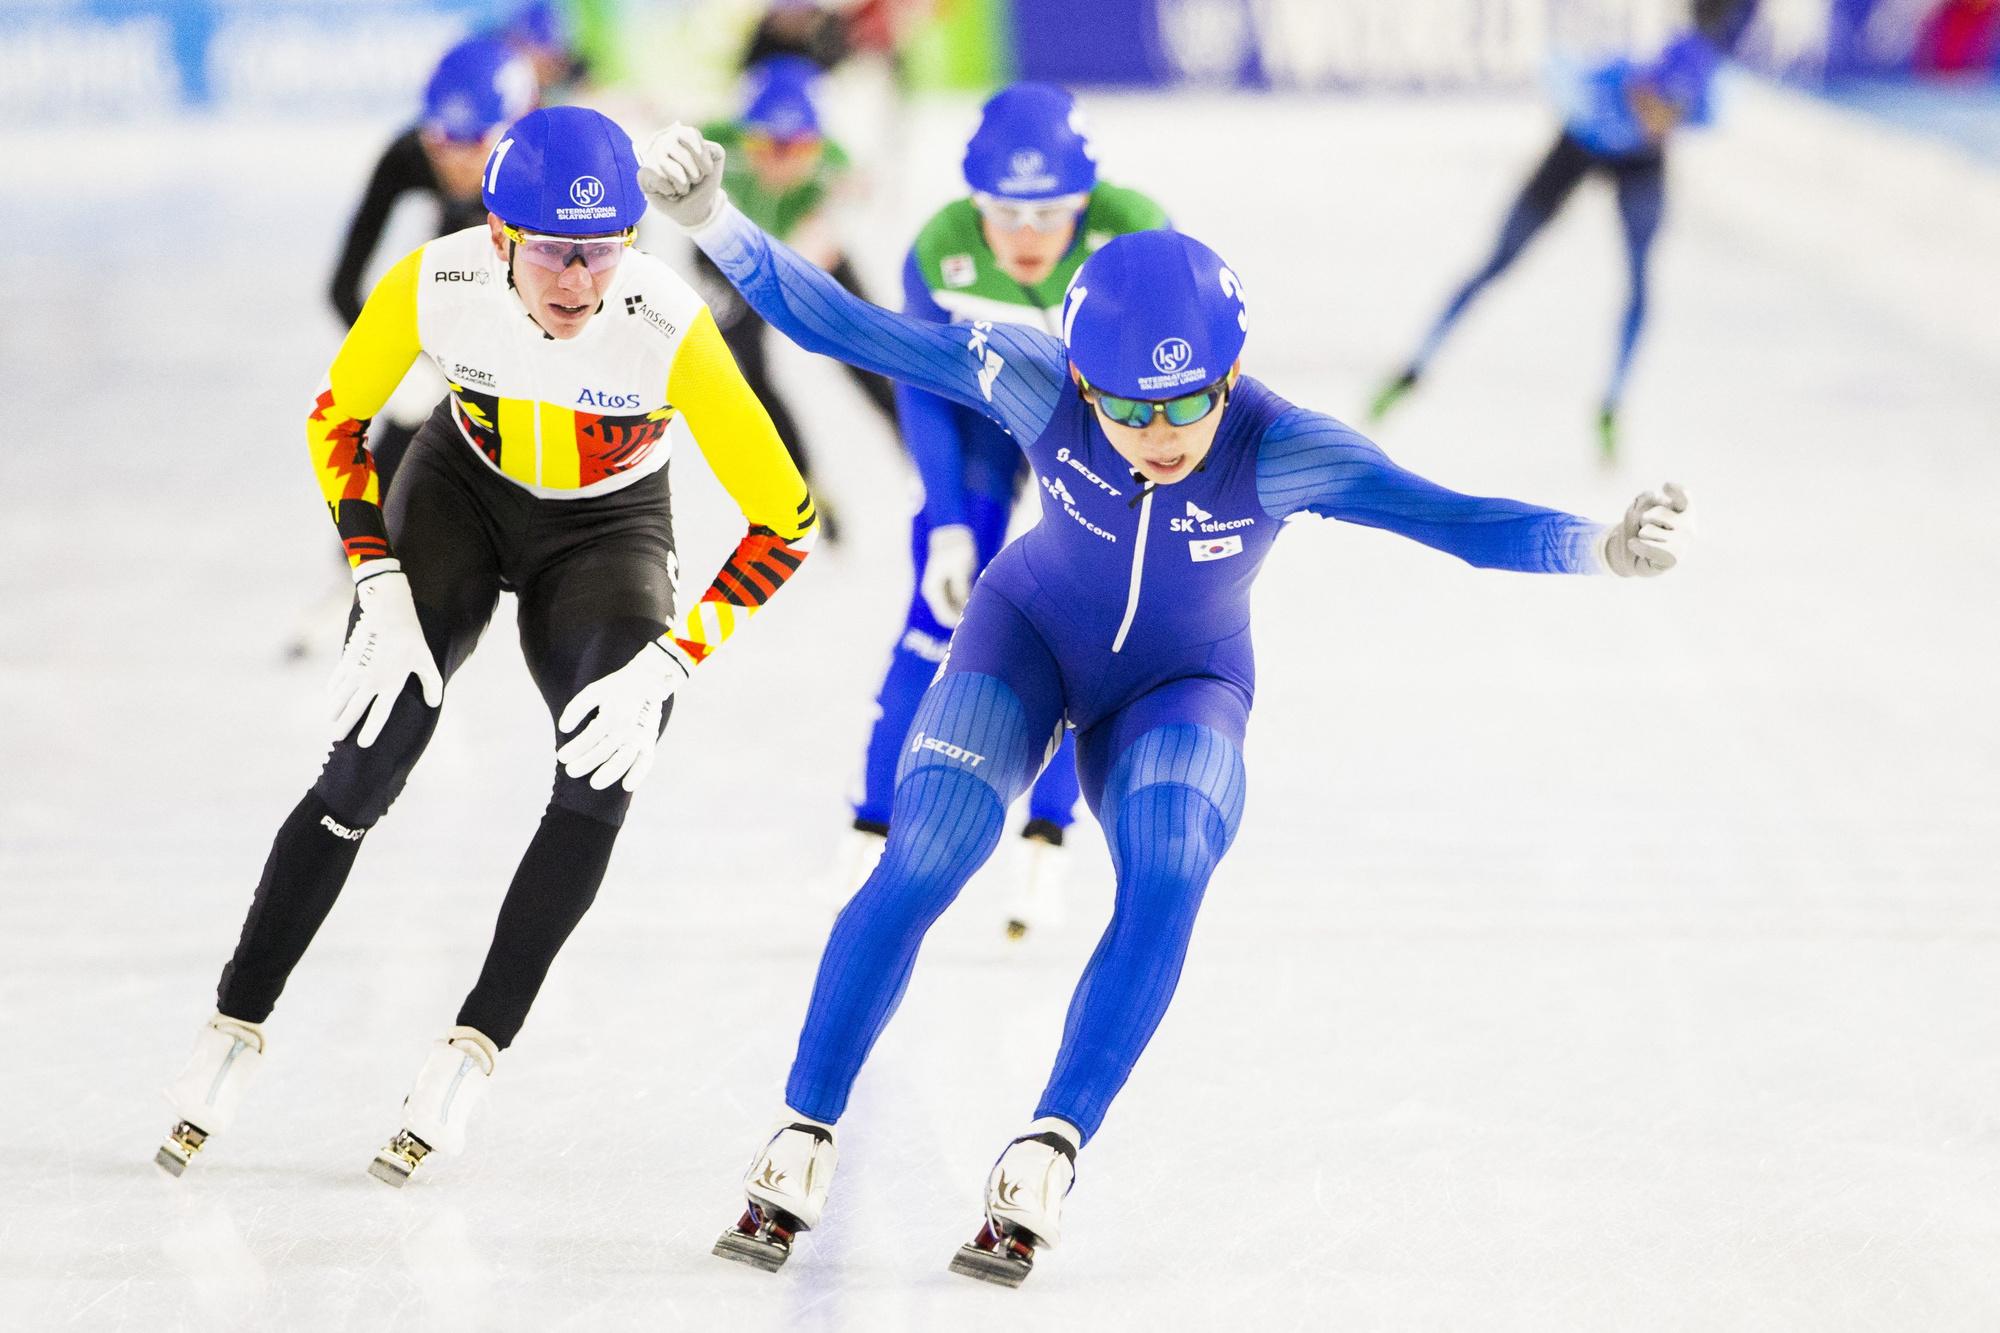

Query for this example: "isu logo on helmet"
[570,176,605,208]
[999,148,1058,194]
[1151,338,1194,376]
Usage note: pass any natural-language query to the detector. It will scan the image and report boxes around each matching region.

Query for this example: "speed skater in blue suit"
[1372,0,1760,459]
[833,84,1174,937]
[637,120,1696,1284]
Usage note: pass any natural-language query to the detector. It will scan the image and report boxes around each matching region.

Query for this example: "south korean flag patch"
[941,254,977,288]
[1189,535,1243,562]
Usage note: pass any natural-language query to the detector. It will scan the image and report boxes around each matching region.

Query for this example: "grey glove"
[638,124,727,230]
[1600,482,1692,577]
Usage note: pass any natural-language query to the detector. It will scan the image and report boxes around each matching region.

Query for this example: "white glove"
[329,560,443,748]
[638,124,728,230]
[1599,482,1692,578]
[920,523,978,627]
[555,639,691,792]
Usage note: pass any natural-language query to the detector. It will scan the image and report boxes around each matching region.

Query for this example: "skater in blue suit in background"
[1372,0,1759,458]
[639,121,1694,1284]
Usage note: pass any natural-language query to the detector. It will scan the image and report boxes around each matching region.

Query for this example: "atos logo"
[570,175,605,208]
[1152,338,1193,375]
[576,387,643,410]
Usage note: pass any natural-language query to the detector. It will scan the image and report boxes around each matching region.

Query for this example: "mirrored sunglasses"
[1089,379,1230,429]
[504,225,635,275]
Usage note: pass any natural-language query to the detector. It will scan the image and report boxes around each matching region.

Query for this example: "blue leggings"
[788,590,1249,1142]
[1413,131,1665,410]
[853,493,1080,832]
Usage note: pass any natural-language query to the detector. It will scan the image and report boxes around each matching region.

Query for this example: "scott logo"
[577,387,643,410]
[1152,338,1193,375]
[1056,446,1121,496]
[910,731,987,768]
[570,175,605,208]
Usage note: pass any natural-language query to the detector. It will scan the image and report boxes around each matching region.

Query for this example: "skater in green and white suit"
[830,82,1168,937]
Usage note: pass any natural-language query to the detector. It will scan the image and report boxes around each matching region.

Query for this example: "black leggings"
[1416,131,1666,407]
[216,409,678,1046]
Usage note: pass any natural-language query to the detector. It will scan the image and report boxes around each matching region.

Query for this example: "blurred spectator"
[692,54,899,542]
[1915,0,2000,75]
[742,0,853,73]
[497,1,592,98]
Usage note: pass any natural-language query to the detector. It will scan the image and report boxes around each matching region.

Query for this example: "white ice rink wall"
[3,2,1998,1330]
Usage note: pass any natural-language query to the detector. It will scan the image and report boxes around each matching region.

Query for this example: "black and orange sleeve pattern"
[661,306,818,664]
[308,248,424,567]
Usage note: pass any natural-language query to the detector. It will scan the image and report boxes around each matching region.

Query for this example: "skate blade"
[155,1121,206,1178]
[367,1154,416,1188]
[949,1241,1033,1287]
[712,1227,790,1272]
[368,1130,430,1188]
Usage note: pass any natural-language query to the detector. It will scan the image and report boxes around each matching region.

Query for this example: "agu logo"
[570,176,605,208]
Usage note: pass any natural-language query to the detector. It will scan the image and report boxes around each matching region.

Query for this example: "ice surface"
[2,80,1997,1331]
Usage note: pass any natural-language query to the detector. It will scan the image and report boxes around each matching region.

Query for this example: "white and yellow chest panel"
[414,227,707,499]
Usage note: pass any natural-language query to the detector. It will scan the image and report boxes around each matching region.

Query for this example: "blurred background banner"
[1,0,506,115]
[5,0,1994,119]
[1007,0,1683,90]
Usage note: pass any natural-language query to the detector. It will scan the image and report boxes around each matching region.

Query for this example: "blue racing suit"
[691,203,1607,1142]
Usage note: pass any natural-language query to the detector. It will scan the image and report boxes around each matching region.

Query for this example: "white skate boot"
[1003,820,1069,940]
[950,1118,1079,1287]
[368,1026,498,1187]
[157,1014,267,1176]
[712,1118,838,1272]
[809,821,887,908]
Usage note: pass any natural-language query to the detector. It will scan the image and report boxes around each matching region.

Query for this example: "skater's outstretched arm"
[641,127,1067,444]
[893,248,976,528]
[1257,407,1610,574]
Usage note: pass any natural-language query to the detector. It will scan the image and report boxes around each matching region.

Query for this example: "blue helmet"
[962,82,1096,200]
[1061,231,1249,399]
[743,55,824,140]
[504,0,566,50]
[482,106,645,235]
[1645,32,1722,110]
[423,37,537,144]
